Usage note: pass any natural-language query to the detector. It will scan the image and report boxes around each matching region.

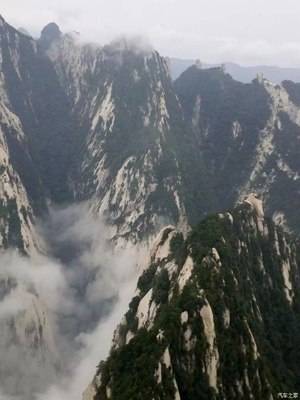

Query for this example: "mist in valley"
[0,203,139,400]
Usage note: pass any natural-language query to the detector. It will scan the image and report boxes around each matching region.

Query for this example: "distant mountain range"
[170,57,300,83]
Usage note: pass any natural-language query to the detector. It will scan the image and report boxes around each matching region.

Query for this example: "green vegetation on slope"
[95,203,300,399]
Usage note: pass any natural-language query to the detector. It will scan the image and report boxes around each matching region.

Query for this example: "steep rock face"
[0,16,41,252]
[0,126,36,252]
[0,15,77,206]
[88,196,300,400]
[0,18,63,397]
[46,33,216,245]
[0,15,88,250]
[239,80,300,231]
[175,66,270,199]
[175,66,300,233]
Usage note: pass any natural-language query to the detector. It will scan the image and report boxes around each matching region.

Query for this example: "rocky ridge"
[85,195,300,400]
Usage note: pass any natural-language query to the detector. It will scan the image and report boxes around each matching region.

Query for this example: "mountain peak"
[40,22,62,48]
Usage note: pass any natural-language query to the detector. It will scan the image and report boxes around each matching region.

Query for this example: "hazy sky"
[2,0,300,66]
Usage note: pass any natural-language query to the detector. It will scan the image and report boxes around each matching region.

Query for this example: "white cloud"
[2,0,300,66]
[39,267,136,400]
[0,204,138,399]
[0,291,28,320]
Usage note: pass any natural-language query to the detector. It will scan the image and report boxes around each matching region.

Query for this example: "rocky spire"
[39,22,62,49]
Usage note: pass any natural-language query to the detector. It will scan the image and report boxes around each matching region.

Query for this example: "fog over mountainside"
[0,13,299,400]
[0,204,138,399]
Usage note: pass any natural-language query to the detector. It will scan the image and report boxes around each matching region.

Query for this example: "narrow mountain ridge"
[86,195,300,400]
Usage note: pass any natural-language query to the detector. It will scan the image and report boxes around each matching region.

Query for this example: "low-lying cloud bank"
[0,203,138,399]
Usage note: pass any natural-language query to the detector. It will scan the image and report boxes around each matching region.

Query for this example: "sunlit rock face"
[0,18,44,254]
[46,31,214,248]
[0,127,37,253]
[87,198,300,400]
[0,15,81,252]
[0,15,214,250]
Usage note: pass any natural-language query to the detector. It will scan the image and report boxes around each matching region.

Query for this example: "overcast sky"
[2,0,300,67]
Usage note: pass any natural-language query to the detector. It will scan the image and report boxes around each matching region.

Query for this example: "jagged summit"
[39,22,62,48]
